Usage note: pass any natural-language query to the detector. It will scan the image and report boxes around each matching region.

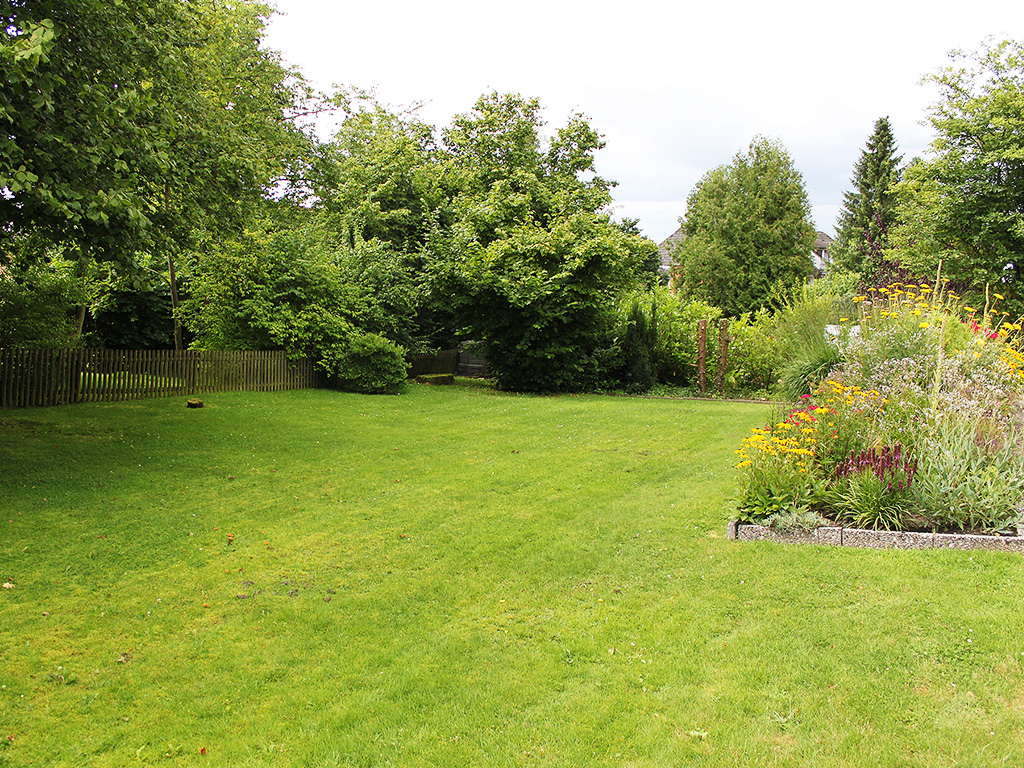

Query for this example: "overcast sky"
[263,0,1023,245]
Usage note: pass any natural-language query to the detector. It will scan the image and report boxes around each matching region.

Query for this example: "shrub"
[616,296,656,393]
[323,329,408,395]
[650,290,721,385]
[724,311,783,394]
[913,415,1024,533]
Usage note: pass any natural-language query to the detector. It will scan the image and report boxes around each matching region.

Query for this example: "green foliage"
[435,94,653,392]
[831,117,904,278]
[0,0,315,262]
[324,329,408,395]
[616,297,657,394]
[315,98,438,254]
[0,248,82,348]
[724,312,784,394]
[889,39,1024,316]
[914,415,1024,532]
[180,218,411,394]
[459,214,634,392]
[648,289,722,385]
[673,137,816,316]
[773,283,852,399]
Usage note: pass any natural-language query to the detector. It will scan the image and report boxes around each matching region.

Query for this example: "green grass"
[2,382,1024,767]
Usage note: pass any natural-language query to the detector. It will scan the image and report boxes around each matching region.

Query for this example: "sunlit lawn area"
[2,382,1024,767]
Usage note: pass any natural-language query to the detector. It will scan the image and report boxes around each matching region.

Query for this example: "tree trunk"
[168,251,183,352]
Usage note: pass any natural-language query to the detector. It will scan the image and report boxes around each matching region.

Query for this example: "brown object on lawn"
[186,398,204,408]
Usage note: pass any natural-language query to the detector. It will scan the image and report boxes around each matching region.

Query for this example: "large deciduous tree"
[672,138,815,316]
[890,39,1024,313]
[1,0,316,346]
[436,93,655,392]
[831,117,904,278]
[0,0,312,257]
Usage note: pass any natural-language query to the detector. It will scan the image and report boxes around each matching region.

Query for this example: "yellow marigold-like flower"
[920,322,929,328]
[737,460,752,468]
[964,305,976,313]
[994,293,1005,300]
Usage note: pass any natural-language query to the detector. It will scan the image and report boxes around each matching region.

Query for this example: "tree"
[435,93,655,392]
[673,138,815,316]
[179,215,411,394]
[1,0,317,346]
[1,0,312,259]
[831,117,904,278]
[890,39,1024,313]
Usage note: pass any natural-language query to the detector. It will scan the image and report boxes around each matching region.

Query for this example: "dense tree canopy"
[672,138,815,316]
[177,92,657,392]
[890,39,1024,313]
[0,0,313,262]
[435,94,655,391]
[831,117,904,278]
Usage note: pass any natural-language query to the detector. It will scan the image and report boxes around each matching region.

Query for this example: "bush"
[649,289,721,385]
[0,253,82,348]
[615,296,656,393]
[323,329,408,395]
[724,311,783,394]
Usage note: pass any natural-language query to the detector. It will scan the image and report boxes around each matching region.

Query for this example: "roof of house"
[656,227,684,271]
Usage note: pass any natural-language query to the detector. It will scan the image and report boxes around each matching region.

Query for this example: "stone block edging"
[727,520,1024,553]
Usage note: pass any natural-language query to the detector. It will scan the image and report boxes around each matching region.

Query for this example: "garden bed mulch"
[728,520,1024,553]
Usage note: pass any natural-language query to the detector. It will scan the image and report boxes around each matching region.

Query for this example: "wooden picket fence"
[0,349,321,408]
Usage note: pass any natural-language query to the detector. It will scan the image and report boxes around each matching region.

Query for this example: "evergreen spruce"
[832,117,904,278]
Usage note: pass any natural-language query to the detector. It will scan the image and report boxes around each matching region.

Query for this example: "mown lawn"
[2,382,1024,767]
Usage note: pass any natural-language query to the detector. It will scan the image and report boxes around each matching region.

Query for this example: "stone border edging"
[728,520,1024,552]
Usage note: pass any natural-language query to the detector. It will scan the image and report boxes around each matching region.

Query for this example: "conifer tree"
[832,117,903,277]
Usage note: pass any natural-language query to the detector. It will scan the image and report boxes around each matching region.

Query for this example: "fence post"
[715,317,729,392]
[697,319,707,395]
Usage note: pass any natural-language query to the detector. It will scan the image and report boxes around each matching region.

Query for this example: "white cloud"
[264,0,1024,240]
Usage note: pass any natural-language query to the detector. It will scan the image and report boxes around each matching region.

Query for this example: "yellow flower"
[994,293,1005,300]
[920,322,930,328]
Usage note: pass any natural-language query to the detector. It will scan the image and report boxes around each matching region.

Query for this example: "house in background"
[811,231,833,275]
[656,226,684,275]
[656,227,835,279]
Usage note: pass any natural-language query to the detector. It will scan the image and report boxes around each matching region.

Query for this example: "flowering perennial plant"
[735,280,1024,532]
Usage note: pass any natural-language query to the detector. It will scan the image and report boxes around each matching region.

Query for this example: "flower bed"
[734,281,1024,535]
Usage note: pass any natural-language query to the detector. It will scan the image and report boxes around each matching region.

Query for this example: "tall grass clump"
[773,280,857,399]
